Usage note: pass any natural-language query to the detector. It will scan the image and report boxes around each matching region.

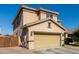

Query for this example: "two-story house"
[12,5,66,49]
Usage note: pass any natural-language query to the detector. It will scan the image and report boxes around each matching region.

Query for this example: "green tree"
[73,29,79,42]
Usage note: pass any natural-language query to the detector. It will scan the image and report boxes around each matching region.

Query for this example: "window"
[57,28,62,32]
[47,14,53,18]
[48,22,51,28]
[15,16,20,28]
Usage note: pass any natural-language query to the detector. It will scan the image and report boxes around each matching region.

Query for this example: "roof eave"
[12,6,22,25]
[23,19,66,31]
[37,8,59,15]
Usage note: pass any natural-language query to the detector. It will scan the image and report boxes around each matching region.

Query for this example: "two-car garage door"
[34,33,61,49]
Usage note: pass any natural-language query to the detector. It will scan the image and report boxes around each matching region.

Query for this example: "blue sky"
[0,4,79,35]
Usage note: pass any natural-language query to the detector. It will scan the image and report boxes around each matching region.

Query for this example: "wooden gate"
[0,36,18,47]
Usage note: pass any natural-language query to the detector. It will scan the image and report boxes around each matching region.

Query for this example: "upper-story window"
[48,21,51,28]
[47,14,53,18]
[57,28,62,32]
[15,15,20,27]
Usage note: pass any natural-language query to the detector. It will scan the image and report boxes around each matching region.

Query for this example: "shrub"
[72,42,79,46]
[64,38,73,45]
[73,29,79,42]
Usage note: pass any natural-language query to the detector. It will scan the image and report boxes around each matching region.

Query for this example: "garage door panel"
[34,33,60,49]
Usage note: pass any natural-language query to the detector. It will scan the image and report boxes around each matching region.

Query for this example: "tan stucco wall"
[13,27,23,46]
[22,9,58,26]
[39,11,47,20]
[23,10,39,25]
[13,11,23,35]
[39,11,58,22]
[29,20,65,33]
[28,20,65,49]
[13,12,23,46]
[13,8,65,49]
[13,8,59,34]
[53,15,58,22]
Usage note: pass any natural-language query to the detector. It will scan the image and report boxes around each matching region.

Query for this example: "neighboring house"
[12,5,66,49]
[65,29,73,38]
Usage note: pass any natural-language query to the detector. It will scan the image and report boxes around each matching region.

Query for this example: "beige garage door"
[34,33,61,49]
